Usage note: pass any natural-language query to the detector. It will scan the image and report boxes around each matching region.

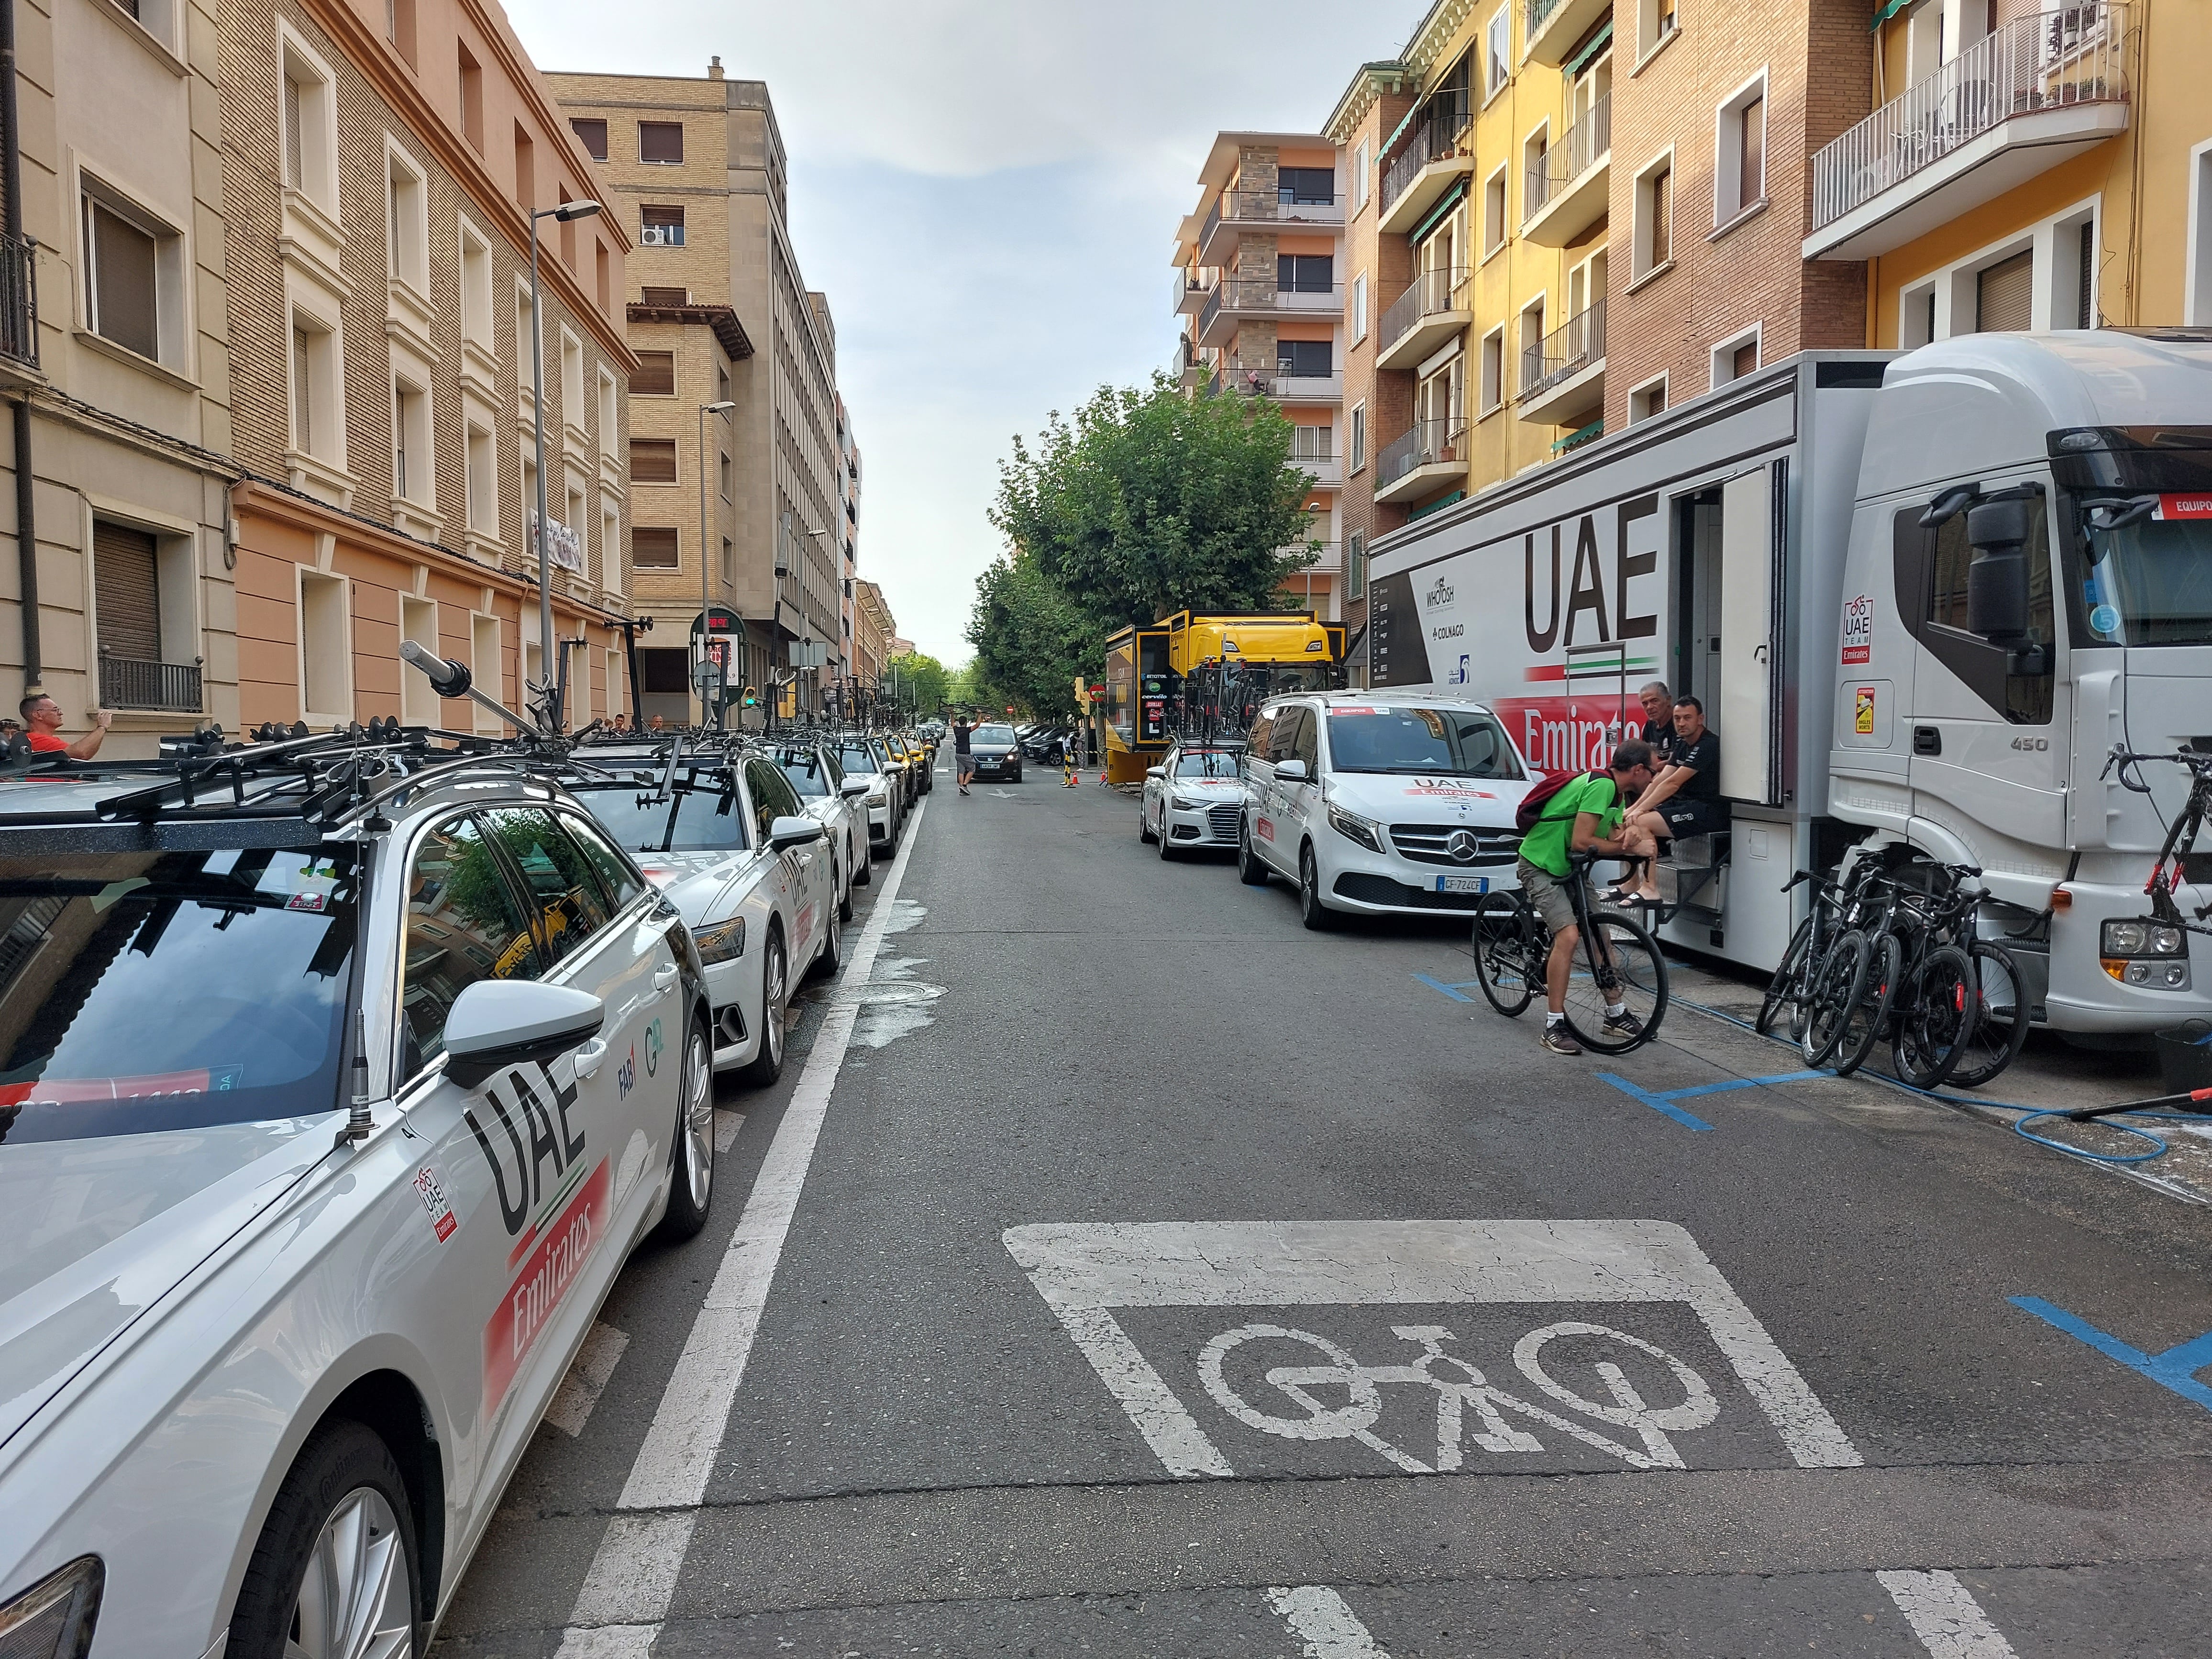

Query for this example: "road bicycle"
[1469,856,1669,1054]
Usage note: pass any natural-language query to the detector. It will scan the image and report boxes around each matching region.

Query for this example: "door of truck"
[1678,465,1785,806]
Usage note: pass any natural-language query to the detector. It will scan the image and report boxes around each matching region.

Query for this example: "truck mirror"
[1918,485,1979,529]
[1965,498,2032,644]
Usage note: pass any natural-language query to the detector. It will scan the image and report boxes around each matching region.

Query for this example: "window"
[721,537,733,584]
[483,807,613,970]
[1976,248,2034,332]
[290,310,337,459]
[93,521,162,672]
[1277,166,1334,206]
[513,123,534,214]
[1278,254,1333,293]
[633,350,675,397]
[1353,141,1371,210]
[1483,165,1507,255]
[745,759,803,844]
[1480,326,1504,412]
[638,122,684,164]
[386,147,428,292]
[1349,401,1367,474]
[299,569,351,719]
[457,43,483,151]
[1710,327,1760,387]
[399,816,542,1077]
[1638,0,1677,58]
[386,0,415,63]
[1486,5,1511,96]
[561,330,585,430]
[634,526,678,568]
[1716,73,1768,224]
[82,194,166,362]
[1636,157,1673,274]
[1522,125,1548,224]
[639,285,688,306]
[598,368,619,453]
[1516,300,1545,395]
[516,287,537,400]
[1627,374,1667,424]
[641,206,685,247]
[465,422,496,531]
[458,219,493,346]
[2193,142,2212,324]
[399,596,437,724]
[471,614,501,730]
[392,371,431,504]
[570,118,608,161]
[601,503,622,596]
[1350,272,1368,342]
[1347,530,1365,600]
[1279,339,1331,377]
[1739,97,1764,206]
[596,242,610,314]
[562,812,644,910]
[280,38,337,211]
[719,450,732,500]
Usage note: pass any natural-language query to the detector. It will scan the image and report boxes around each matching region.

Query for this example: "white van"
[1237,692,1535,928]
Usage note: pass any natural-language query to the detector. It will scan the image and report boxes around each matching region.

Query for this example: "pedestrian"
[1060,729,1077,787]
[648,714,666,733]
[953,715,975,795]
[19,693,111,760]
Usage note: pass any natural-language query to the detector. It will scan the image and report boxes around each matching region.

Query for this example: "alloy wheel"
[287,1487,412,1659]
[682,1023,713,1214]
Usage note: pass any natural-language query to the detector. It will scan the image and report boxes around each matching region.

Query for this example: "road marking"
[1877,1570,2018,1657]
[1595,1073,1717,1131]
[712,1108,744,1153]
[555,799,928,1654]
[1267,1585,1391,1657]
[1003,1220,1859,1476]
[544,1322,629,1437]
[2010,1295,2212,1410]
[1596,1069,1830,1132]
[1412,972,1479,1003]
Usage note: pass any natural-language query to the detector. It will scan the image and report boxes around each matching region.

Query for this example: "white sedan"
[775,740,871,913]
[1139,741,1250,859]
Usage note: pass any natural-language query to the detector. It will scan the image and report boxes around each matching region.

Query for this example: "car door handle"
[653,963,680,993]
[572,1037,610,1079]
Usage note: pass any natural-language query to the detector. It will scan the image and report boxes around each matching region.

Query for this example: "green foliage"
[966,555,1095,721]
[885,650,949,715]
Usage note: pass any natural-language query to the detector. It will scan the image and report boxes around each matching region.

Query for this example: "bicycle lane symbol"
[1002,1219,1860,1478]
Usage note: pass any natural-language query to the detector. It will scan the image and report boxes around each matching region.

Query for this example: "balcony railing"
[1378,265,1469,358]
[1520,297,1607,400]
[1288,428,1335,466]
[1379,95,1472,218]
[1281,540,1342,573]
[100,653,201,713]
[1201,193,1225,251]
[0,232,38,368]
[1209,362,1343,400]
[1376,417,1464,492]
[1526,92,1610,218]
[1526,0,1567,36]
[1811,4,2128,232]
[1200,280,1344,338]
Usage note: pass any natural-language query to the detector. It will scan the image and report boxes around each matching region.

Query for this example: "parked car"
[0,732,714,1659]
[775,739,871,913]
[1238,694,1534,929]
[1140,741,1249,858]
[968,722,1024,781]
[834,735,905,849]
[1020,725,1072,762]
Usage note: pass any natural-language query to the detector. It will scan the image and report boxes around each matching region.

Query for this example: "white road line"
[554,803,928,1655]
[1877,1570,2019,1658]
[544,1322,630,1438]
[1267,1586,1391,1657]
[711,1108,744,1153]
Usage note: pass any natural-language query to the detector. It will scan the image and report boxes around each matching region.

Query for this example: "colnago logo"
[1432,622,1464,639]
[1425,574,1457,609]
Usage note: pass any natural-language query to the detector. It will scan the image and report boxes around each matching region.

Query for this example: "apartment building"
[0,0,239,755]
[549,61,850,726]
[836,393,860,703]
[218,0,636,735]
[852,575,893,694]
[1170,132,1348,620]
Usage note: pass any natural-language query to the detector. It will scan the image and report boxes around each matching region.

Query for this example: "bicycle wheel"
[1757,915,1816,1036]
[1801,930,1871,1068]
[1833,930,1902,1079]
[1892,943,1979,1089]
[1949,941,2033,1089]
[1472,892,1537,1017]
[1559,907,1669,1055]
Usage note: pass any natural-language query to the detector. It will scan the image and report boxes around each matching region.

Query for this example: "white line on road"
[544,1322,630,1438]
[1877,1570,2018,1658]
[1266,1586,1391,1657]
[555,802,929,1654]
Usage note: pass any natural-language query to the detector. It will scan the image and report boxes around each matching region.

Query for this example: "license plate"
[1435,874,1489,895]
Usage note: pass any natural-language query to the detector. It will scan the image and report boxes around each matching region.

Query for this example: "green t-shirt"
[1519,773,1622,877]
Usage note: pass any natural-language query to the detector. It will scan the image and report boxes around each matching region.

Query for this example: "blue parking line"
[1661,1069,1827,1102]
[1413,973,1482,1003]
[2010,1295,2212,1412]
[1593,1073,1716,1132]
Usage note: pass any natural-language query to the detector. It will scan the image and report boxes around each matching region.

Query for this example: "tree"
[884,650,948,716]
[988,375,1321,631]
[966,553,1095,721]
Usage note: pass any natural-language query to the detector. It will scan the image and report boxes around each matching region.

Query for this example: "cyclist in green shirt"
[1515,739,1658,1055]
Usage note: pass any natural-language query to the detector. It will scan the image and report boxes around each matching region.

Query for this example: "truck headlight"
[2102,917,2190,988]
[695,916,746,964]
[1327,805,1382,852]
[2102,919,2186,956]
[0,1556,102,1659]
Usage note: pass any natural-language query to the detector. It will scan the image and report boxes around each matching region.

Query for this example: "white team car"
[774,739,872,910]
[563,743,835,1080]
[0,730,714,1659]
[1238,692,1534,928]
[1138,740,1249,858]
[831,735,903,851]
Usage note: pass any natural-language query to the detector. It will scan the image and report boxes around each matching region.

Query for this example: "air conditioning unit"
[640,225,681,246]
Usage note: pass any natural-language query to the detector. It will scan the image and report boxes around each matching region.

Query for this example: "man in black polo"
[1637,681,1677,767]
[1619,695,1727,903]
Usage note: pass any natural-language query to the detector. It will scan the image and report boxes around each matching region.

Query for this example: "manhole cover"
[801,981,945,1007]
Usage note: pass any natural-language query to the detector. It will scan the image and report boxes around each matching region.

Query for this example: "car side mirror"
[840,778,871,798]
[442,980,604,1091]
[1145,766,1165,779]
[770,814,826,850]
[1965,498,2031,644]
[1275,758,1310,783]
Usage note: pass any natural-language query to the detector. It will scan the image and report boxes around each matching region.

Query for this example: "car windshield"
[1325,707,1523,777]
[838,747,878,776]
[2079,517,2212,646]
[572,779,749,853]
[775,751,830,798]
[1173,749,1240,777]
[973,725,1015,743]
[0,847,360,1143]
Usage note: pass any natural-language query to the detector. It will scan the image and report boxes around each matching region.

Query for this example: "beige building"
[0,0,240,753]
[548,61,851,725]
[851,575,892,694]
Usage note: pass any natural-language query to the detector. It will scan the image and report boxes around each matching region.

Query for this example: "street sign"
[691,660,725,694]
[691,606,744,638]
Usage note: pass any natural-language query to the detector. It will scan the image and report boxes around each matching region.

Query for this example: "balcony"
[1210,361,1344,404]
[1172,268,1213,315]
[1198,190,1347,265]
[1517,298,1606,426]
[1378,97,1473,234]
[1376,265,1472,372]
[1805,4,2130,260]
[1374,417,1466,504]
[1197,279,1345,346]
[1526,0,1613,68]
[1283,539,1342,575]
[1289,429,1343,489]
[100,653,202,714]
[0,232,38,380]
[1522,92,1610,246]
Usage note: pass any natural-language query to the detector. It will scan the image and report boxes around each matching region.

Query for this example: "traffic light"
[741,686,758,708]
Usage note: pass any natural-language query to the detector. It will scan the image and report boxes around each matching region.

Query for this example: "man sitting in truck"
[1618,695,1727,903]
[1637,681,1677,766]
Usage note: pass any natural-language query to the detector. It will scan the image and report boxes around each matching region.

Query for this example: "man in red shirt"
[20,693,111,760]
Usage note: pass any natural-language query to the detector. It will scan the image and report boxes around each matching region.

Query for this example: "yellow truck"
[1099,609,1345,785]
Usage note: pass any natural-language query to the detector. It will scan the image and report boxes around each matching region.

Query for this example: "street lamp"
[698,398,736,728]
[528,198,599,731]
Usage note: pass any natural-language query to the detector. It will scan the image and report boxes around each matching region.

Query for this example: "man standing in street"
[952,715,975,795]
[20,694,111,760]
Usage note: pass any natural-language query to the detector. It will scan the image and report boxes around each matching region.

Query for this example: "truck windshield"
[1327,707,1523,777]
[0,847,359,1143]
[2079,518,2212,646]
[572,781,748,853]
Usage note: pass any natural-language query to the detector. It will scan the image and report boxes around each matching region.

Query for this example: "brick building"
[218,0,637,735]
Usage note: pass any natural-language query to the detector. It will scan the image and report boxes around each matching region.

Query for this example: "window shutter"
[632,351,675,396]
[632,527,679,567]
[569,118,608,160]
[1977,250,2034,333]
[629,438,677,483]
[638,122,684,164]
[89,201,160,360]
[94,522,162,662]
[638,286,688,306]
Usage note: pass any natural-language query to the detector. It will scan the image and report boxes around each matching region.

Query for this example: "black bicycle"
[1471,858,1669,1054]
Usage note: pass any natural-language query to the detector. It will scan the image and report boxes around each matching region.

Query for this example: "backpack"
[1514,769,1595,833]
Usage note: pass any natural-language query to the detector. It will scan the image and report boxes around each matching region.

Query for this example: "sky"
[508,0,1432,664]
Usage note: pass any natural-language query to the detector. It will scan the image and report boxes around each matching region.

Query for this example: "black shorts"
[1657,799,1729,840]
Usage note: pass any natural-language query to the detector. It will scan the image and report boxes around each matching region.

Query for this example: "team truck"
[1362,331,2212,1038]
[1101,609,1347,785]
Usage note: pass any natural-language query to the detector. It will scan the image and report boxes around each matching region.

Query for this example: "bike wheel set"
[1471,892,1537,1017]
[1559,906,1668,1056]
[1948,940,2031,1089]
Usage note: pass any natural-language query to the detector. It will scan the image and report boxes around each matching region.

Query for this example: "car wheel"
[811,903,844,979]
[1238,819,1271,886]
[1139,802,1156,843]
[838,858,854,922]
[855,837,873,887]
[655,1015,715,1242]
[737,928,787,1086]
[1299,844,1337,931]
[1158,816,1177,861]
[227,1420,420,1659]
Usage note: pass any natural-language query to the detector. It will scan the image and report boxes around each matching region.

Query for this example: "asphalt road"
[435,770,2212,1658]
